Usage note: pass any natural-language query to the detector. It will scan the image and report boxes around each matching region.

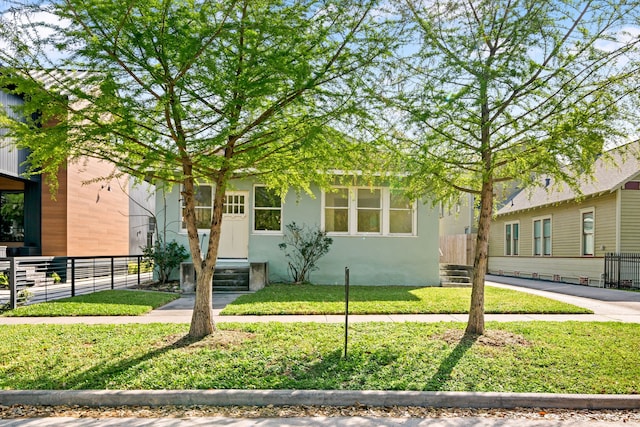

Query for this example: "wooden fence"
[439,234,477,266]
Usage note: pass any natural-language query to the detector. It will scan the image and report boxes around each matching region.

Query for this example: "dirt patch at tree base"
[435,329,531,347]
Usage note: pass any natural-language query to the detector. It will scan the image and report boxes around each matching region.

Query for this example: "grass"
[2,290,179,317]
[0,321,637,394]
[219,284,592,315]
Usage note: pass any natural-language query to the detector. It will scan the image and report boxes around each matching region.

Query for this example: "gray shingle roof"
[497,144,640,215]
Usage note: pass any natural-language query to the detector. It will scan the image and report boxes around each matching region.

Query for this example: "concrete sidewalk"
[2,276,640,325]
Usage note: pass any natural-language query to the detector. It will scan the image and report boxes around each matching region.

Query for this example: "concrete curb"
[0,390,639,410]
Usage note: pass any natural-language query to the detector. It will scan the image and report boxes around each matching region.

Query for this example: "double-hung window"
[324,188,349,233]
[389,191,414,234]
[533,217,551,256]
[253,186,282,232]
[581,210,595,256]
[357,189,381,233]
[322,187,416,236]
[505,222,519,256]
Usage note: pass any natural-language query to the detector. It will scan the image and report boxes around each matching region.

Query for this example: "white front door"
[219,191,249,258]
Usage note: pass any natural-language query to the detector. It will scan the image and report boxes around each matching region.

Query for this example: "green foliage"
[128,261,154,275]
[49,272,61,284]
[278,222,333,284]
[387,0,640,200]
[3,290,179,317]
[0,322,638,393]
[0,273,8,288]
[220,284,591,315]
[0,193,25,241]
[142,240,189,285]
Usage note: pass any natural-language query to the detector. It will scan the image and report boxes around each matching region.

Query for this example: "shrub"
[0,272,7,288]
[278,222,333,284]
[142,239,189,284]
[49,272,61,283]
[128,260,154,274]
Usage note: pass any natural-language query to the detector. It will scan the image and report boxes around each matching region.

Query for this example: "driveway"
[486,274,640,318]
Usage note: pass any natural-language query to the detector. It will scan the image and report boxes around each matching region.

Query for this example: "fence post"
[617,253,621,289]
[111,257,115,290]
[344,266,350,359]
[71,258,76,297]
[8,257,17,310]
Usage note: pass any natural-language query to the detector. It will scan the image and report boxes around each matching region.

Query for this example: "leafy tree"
[279,222,333,284]
[0,0,392,337]
[385,0,640,334]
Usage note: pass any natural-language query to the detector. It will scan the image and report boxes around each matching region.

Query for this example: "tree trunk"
[190,266,215,337]
[188,177,227,338]
[465,178,493,336]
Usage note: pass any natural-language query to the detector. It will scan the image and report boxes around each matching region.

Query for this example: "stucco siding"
[620,188,640,251]
[158,179,441,286]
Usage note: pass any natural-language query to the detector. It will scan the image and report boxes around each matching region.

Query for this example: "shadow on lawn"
[14,334,199,390]
[230,284,423,304]
[424,333,478,391]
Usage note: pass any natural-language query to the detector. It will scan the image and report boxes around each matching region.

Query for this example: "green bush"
[278,222,333,284]
[142,240,188,284]
[0,272,7,288]
[128,260,154,274]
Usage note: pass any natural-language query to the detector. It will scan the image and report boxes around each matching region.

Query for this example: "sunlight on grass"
[0,321,636,394]
[219,284,592,315]
[2,290,179,317]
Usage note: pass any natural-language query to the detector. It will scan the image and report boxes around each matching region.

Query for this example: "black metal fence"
[604,253,640,290]
[0,255,153,310]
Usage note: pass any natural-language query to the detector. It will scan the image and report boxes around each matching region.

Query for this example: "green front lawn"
[2,290,179,317]
[0,321,637,393]
[219,284,592,315]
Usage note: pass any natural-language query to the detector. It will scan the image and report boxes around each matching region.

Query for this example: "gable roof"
[497,143,640,216]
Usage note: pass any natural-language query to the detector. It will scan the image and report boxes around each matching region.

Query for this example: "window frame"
[504,221,520,256]
[252,185,283,234]
[533,216,552,256]
[321,187,417,237]
[180,185,250,232]
[580,208,595,257]
[323,186,351,235]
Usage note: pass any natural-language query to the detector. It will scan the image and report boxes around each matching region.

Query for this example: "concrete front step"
[441,276,471,283]
[441,269,472,277]
[439,263,473,288]
[213,263,249,292]
[441,281,472,288]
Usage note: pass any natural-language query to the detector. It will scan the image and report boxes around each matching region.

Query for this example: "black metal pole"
[111,257,115,290]
[344,266,349,359]
[9,257,17,310]
[71,258,76,297]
